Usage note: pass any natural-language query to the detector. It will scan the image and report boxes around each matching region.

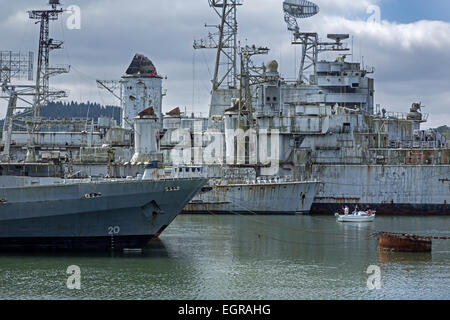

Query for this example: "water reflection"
[0,215,448,300]
[0,239,170,260]
[378,250,433,264]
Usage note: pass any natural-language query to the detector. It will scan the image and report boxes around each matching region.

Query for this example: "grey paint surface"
[184,181,319,214]
[0,178,207,247]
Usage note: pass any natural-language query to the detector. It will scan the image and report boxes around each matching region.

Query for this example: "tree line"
[39,101,121,124]
[436,126,450,140]
[0,101,121,138]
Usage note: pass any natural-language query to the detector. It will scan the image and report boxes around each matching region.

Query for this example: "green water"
[0,215,449,300]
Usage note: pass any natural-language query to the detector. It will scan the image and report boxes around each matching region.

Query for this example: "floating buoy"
[377,232,432,252]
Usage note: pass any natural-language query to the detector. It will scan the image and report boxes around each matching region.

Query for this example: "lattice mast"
[283,0,319,84]
[28,0,68,117]
[238,45,269,127]
[194,0,242,91]
[0,51,34,85]
[283,0,349,84]
[0,51,35,162]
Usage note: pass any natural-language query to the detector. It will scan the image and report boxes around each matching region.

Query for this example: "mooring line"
[200,194,373,244]
[225,193,371,239]
[203,207,371,249]
[197,191,450,248]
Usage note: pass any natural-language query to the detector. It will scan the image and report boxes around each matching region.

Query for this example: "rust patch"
[314,197,360,204]
[310,203,449,215]
[301,193,306,208]
[443,149,450,164]
[406,150,436,165]
[378,232,432,252]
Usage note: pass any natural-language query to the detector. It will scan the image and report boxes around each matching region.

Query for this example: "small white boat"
[335,211,376,222]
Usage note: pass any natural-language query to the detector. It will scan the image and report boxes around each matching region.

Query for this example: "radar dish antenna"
[283,0,319,32]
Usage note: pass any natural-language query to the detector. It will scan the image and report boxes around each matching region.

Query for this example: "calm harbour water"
[0,215,449,300]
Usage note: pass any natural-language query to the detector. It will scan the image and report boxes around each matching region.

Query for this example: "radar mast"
[194,0,243,117]
[282,0,349,84]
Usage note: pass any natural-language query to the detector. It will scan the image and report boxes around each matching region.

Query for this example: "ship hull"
[183,181,319,215]
[0,178,207,250]
[378,233,432,252]
[307,165,450,215]
[312,203,448,216]
[0,235,153,251]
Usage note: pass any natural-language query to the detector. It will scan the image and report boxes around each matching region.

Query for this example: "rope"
[198,191,375,244]
[202,207,365,248]
[374,231,450,241]
[194,191,450,246]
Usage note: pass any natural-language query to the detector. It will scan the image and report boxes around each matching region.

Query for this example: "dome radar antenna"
[283,0,319,33]
[49,0,61,9]
[283,0,347,84]
[282,1,350,85]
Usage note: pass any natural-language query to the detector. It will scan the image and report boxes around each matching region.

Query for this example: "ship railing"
[166,165,209,180]
[420,141,440,149]
[383,112,429,122]
[385,112,408,120]
[389,140,442,149]
[213,175,296,186]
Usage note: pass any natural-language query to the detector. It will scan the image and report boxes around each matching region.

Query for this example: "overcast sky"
[1,0,449,128]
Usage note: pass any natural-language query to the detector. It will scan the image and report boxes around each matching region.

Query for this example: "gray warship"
[0,1,319,215]
[1,0,449,216]
[185,178,318,215]
[0,165,207,250]
[0,1,209,250]
[181,0,449,215]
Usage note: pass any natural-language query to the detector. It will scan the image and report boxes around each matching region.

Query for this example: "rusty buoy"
[377,232,432,252]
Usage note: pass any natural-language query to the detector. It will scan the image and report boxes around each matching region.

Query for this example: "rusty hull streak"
[314,196,360,204]
[310,203,449,215]
[405,150,436,165]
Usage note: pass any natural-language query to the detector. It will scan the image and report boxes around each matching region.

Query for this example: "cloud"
[311,17,450,127]
[0,0,448,128]
[316,0,379,16]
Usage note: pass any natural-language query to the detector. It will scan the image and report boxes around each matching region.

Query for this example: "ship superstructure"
[0,1,211,251]
[182,0,449,215]
[1,0,448,215]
